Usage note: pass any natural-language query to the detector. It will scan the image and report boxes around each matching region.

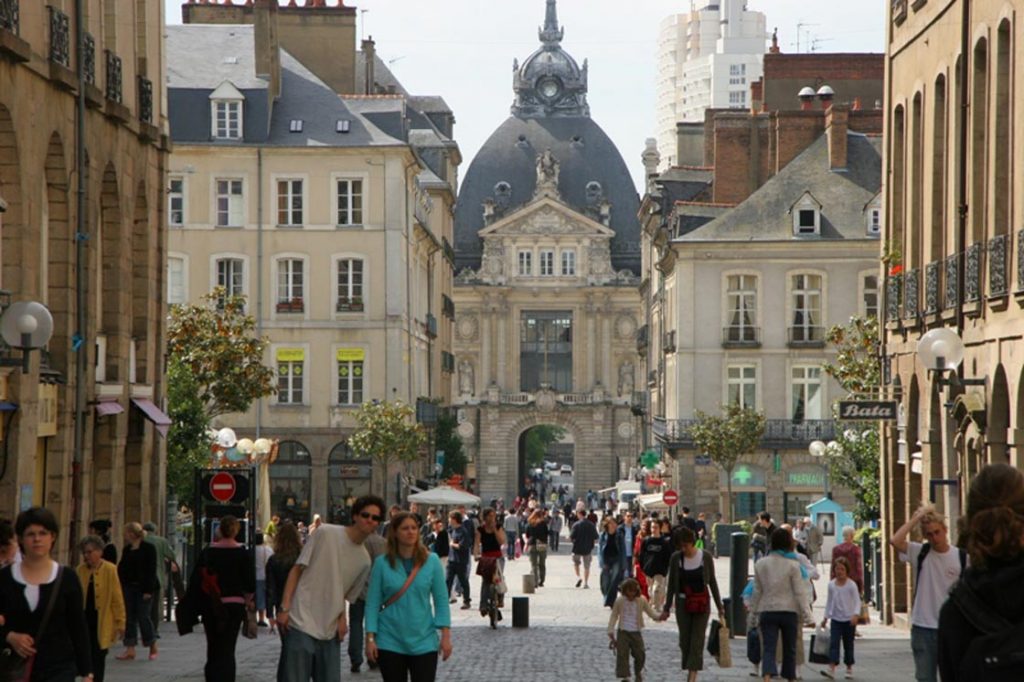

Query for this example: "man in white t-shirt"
[277,495,385,682]
[889,505,967,682]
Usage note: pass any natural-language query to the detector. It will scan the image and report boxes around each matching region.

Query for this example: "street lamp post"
[808,439,834,498]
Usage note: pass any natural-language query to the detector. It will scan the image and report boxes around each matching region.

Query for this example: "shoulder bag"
[0,566,65,682]
[379,563,422,612]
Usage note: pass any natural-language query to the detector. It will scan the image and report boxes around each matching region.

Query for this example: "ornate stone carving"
[534,149,561,199]
[614,314,637,340]
[618,361,634,397]
[535,386,557,413]
[458,360,475,396]
[456,315,479,341]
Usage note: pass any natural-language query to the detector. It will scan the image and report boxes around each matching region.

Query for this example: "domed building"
[451,0,644,505]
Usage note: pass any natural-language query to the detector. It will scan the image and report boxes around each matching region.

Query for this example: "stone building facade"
[880,0,1024,627]
[451,1,644,503]
[0,0,170,557]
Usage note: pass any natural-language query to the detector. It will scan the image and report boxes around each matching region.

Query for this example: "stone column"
[496,297,508,390]
[586,298,597,389]
[481,305,492,388]
[601,313,612,388]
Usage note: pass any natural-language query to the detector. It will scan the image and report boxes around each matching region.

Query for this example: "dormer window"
[790,192,822,236]
[864,193,883,237]
[210,81,244,140]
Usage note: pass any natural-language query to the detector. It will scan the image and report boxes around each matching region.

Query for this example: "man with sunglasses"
[277,495,386,682]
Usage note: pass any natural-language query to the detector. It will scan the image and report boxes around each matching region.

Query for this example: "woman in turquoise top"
[365,511,452,682]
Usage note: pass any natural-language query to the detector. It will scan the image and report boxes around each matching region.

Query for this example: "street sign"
[837,400,899,421]
[662,489,679,506]
[209,472,236,503]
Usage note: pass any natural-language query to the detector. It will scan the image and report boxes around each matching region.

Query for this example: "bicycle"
[476,556,503,629]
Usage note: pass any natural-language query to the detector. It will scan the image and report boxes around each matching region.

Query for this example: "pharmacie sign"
[837,400,898,421]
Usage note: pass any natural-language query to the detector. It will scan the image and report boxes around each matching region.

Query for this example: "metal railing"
[657,418,836,448]
[886,277,902,321]
[0,0,18,33]
[965,242,983,302]
[787,325,826,346]
[82,33,95,85]
[105,50,122,103]
[48,6,69,66]
[924,261,941,314]
[425,313,438,338]
[722,325,760,347]
[903,268,919,319]
[138,76,153,123]
[944,254,959,309]
[636,324,649,353]
[988,234,1009,297]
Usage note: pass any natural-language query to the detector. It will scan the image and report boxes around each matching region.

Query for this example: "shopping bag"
[717,621,732,668]
[812,625,831,655]
[746,626,762,665]
[809,635,830,664]
[707,619,722,657]
[859,603,871,625]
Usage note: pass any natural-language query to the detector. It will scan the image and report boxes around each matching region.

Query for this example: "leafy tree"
[822,315,882,521]
[348,400,427,502]
[687,404,766,522]
[524,424,566,468]
[165,356,211,504]
[434,411,467,479]
[166,288,276,420]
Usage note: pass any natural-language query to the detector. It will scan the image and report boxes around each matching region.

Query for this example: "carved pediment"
[477,197,615,239]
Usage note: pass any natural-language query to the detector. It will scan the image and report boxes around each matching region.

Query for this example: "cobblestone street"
[107,543,914,682]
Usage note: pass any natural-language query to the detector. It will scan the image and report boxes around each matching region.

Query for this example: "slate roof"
[675,132,882,243]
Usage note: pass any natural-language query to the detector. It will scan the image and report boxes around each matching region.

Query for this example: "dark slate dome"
[453,0,641,275]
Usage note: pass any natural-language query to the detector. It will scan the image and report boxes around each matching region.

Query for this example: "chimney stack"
[817,84,835,110]
[826,104,849,170]
[641,138,661,193]
[362,37,376,95]
[253,0,281,99]
[798,86,815,111]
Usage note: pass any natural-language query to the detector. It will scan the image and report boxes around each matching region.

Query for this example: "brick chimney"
[253,0,281,99]
[826,104,849,170]
[362,37,376,95]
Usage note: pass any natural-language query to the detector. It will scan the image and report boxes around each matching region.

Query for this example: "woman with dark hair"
[748,527,812,682]
[88,520,117,565]
[266,522,302,682]
[525,509,550,587]
[77,535,126,682]
[364,511,452,682]
[0,518,18,568]
[938,463,1024,681]
[599,516,627,609]
[0,507,92,681]
[115,521,158,661]
[184,515,255,682]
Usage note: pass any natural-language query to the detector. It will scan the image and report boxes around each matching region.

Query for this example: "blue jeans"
[282,626,341,682]
[759,611,798,680]
[123,586,157,647]
[348,598,365,666]
[445,561,470,604]
[910,625,939,682]
[829,619,855,666]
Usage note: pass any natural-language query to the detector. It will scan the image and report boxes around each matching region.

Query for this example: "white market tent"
[636,493,669,511]
[407,485,481,506]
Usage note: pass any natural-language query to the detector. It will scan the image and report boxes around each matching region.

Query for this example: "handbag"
[809,624,831,664]
[379,563,421,612]
[683,584,710,614]
[746,626,762,665]
[242,604,258,640]
[707,619,722,657]
[859,603,871,624]
[0,567,64,682]
[717,620,732,668]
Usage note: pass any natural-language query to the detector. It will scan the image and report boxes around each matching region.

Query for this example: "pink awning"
[131,398,172,437]
[94,400,124,417]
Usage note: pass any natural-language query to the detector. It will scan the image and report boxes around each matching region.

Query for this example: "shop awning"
[0,401,18,412]
[130,398,172,437]
[94,400,124,417]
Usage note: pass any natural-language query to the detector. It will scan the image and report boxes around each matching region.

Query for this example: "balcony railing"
[442,237,456,267]
[636,324,649,354]
[82,33,95,85]
[656,418,836,448]
[500,392,533,406]
[425,313,438,338]
[138,76,153,124]
[275,298,304,313]
[0,0,18,33]
[988,234,1009,297]
[787,325,826,347]
[440,351,455,374]
[335,297,364,313]
[886,276,902,321]
[924,261,941,314]
[662,330,677,353]
[944,254,959,309]
[722,325,760,347]
[965,242,983,302]
[903,268,920,319]
[441,294,455,319]
[48,6,69,66]
[892,0,908,24]
[560,392,593,406]
[105,50,122,103]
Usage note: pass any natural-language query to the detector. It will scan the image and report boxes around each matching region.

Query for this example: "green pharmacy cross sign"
[641,450,660,469]
[733,466,753,485]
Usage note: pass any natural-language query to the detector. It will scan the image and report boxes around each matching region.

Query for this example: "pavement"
[107,540,916,682]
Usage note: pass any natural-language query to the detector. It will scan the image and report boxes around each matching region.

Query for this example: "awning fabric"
[0,401,18,412]
[95,401,124,416]
[131,398,172,437]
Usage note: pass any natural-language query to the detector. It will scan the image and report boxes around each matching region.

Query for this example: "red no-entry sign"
[209,472,237,503]
[662,489,679,506]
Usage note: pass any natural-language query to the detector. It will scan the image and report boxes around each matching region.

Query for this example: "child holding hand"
[608,578,661,682]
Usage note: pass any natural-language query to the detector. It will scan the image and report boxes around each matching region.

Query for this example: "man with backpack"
[889,505,967,682]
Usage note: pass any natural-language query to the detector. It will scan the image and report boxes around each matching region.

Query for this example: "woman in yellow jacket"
[77,535,127,682]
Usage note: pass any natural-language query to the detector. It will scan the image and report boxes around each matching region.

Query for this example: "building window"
[215,258,244,298]
[337,354,364,405]
[336,179,363,226]
[729,90,746,107]
[277,353,304,405]
[213,100,242,139]
[167,257,186,305]
[518,250,533,276]
[539,250,554,276]
[726,274,757,342]
[867,208,882,236]
[215,179,244,227]
[797,209,817,233]
[561,249,576,276]
[276,259,304,312]
[277,179,303,227]
[862,274,879,318]
[729,64,746,76]
[791,365,823,420]
[791,273,823,342]
[336,258,364,311]
[520,311,572,392]
[727,365,756,409]
[168,176,184,227]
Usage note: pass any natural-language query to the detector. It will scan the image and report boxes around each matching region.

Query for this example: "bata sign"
[838,400,898,421]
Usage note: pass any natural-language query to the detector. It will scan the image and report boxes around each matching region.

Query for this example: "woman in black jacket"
[0,507,92,681]
[265,521,301,682]
[185,515,255,682]
[116,521,158,661]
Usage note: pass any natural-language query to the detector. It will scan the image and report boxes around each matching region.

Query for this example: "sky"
[165,0,886,191]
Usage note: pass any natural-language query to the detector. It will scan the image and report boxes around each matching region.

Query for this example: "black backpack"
[949,579,1024,681]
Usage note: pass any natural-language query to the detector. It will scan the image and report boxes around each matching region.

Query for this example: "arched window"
[270,440,312,523]
[326,442,371,524]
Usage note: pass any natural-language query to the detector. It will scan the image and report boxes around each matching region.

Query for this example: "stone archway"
[0,104,25,295]
[987,364,1010,464]
[507,411,588,502]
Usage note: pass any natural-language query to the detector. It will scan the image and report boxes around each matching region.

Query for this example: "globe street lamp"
[0,301,54,373]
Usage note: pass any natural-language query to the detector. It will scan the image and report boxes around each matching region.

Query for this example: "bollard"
[512,596,529,628]
[522,573,536,594]
[729,531,750,637]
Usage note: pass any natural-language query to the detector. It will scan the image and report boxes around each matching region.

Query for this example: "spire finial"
[539,0,564,46]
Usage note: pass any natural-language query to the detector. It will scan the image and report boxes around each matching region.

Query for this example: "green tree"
[687,404,766,522]
[524,424,566,468]
[434,411,467,479]
[165,356,211,503]
[348,400,427,502]
[822,315,882,521]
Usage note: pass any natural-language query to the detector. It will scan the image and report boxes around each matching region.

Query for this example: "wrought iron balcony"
[82,33,95,85]
[903,268,920,319]
[138,76,153,124]
[656,418,836,449]
[440,351,455,374]
[886,276,902,322]
[988,234,1009,297]
[441,294,455,319]
[924,261,941,314]
[965,242,983,302]
[104,50,122,103]
[944,254,959,309]
[48,6,69,67]
[787,325,826,347]
[0,0,18,33]
[722,325,760,347]
[636,324,649,354]
[425,313,438,339]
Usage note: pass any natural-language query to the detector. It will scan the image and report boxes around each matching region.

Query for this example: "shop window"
[269,440,311,523]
